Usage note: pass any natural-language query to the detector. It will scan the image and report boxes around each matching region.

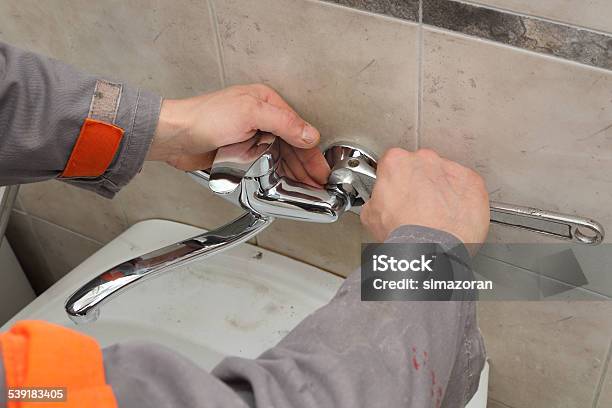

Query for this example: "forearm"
[0,41,161,197]
[213,225,486,408]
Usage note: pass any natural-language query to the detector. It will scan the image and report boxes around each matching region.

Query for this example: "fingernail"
[302,124,318,145]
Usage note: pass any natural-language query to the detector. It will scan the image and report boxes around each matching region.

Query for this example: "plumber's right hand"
[360,148,490,245]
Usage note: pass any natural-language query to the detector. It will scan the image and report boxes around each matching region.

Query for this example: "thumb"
[251,99,320,148]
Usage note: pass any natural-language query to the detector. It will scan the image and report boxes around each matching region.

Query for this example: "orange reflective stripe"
[0,320,117,408]
[60,118,124,178]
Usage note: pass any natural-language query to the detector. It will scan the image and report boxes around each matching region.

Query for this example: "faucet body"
[66,134,357,324]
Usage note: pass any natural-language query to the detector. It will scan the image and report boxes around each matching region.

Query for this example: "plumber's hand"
[361,148,490,245]
[147,84,330,186]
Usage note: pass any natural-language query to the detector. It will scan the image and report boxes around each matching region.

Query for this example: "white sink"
[2,219,487,407]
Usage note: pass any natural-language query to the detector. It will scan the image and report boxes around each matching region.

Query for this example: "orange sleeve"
[0,320,117,408]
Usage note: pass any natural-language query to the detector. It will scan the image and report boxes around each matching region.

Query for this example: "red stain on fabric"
[431,370,436,385]
[412,354,420,370]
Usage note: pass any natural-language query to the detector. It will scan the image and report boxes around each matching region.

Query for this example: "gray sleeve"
[0,41,161,198]
[102,225,486,408]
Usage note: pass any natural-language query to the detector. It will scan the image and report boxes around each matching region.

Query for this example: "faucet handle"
[209,132,280,195]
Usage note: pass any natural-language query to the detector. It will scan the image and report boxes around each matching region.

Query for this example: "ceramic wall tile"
[423,0,612,70]
[5,211,54,293]
[323,0,419,21]
[469,0,612,34]
[421,27,612,246]
[18,181,128,244]
[257,213,367,277]
[30,217,102,281]
[0,0,222,97]
[214,0,419,157]
[213,0,418,274]
[478,301,612,407]
[114,162,244,230]
[486,400,513,408]
[597,352,612,407]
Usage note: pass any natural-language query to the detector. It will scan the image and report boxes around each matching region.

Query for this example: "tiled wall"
[2,0,612,406]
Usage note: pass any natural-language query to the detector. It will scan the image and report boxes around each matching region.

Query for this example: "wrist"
[146,99,190,162]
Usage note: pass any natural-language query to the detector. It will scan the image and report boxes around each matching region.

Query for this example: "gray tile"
[257,213,367,277]
[421,27,612,301]
[486,400,513,408]
[213,0,419,273]
[5,211,54,293]
[421,27,612,246]
[115,162,244,230]
[0,0,222,98]
[478,301,612,407]
[473,0,612,34]
[598,346,612,407]
[423,0,612,69]
[30,217,102,281]
[214,0,419,157]
[18,181,128,244]
[323,0,419,21]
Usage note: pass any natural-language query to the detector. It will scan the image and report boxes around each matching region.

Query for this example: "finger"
[291,145,331,185]
[280,160,297,181]
[249,97,320,148]
[280,142,321,187]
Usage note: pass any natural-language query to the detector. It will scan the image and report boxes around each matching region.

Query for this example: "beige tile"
[596,345,612,407]
[214,0,419,157]
[5,211,54,293]
[114,162,244,230]
[486,400,513,408]
[257,213,366,277]
[472,0,612,34]
[0,0,222,97]
[214,0,418,272]
[478,301,612,407]
[421,28,612,245]
[30,217,102,281]
[18,181,128,244]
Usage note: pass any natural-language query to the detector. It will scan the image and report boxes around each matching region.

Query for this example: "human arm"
[0,42,329,196]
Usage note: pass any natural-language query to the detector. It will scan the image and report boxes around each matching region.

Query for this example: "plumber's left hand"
[146,84,330,186]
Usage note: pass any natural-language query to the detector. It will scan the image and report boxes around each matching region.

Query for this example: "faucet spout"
[65,212,272,324]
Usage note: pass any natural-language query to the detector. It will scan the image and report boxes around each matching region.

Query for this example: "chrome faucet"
[66,134,604,324]
[65,133,359,324]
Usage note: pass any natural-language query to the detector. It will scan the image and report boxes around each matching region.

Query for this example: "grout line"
[593,339,612,407]
[455,0,612,37]
[12,210,54,279]
[207,0,227,88]
[423,24,612,75]
[311,0,419,26]
[26,213,104,246]
[488,398,516,408]
[415,0,424,149]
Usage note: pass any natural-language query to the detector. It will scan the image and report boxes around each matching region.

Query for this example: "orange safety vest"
[0,320,117,408]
